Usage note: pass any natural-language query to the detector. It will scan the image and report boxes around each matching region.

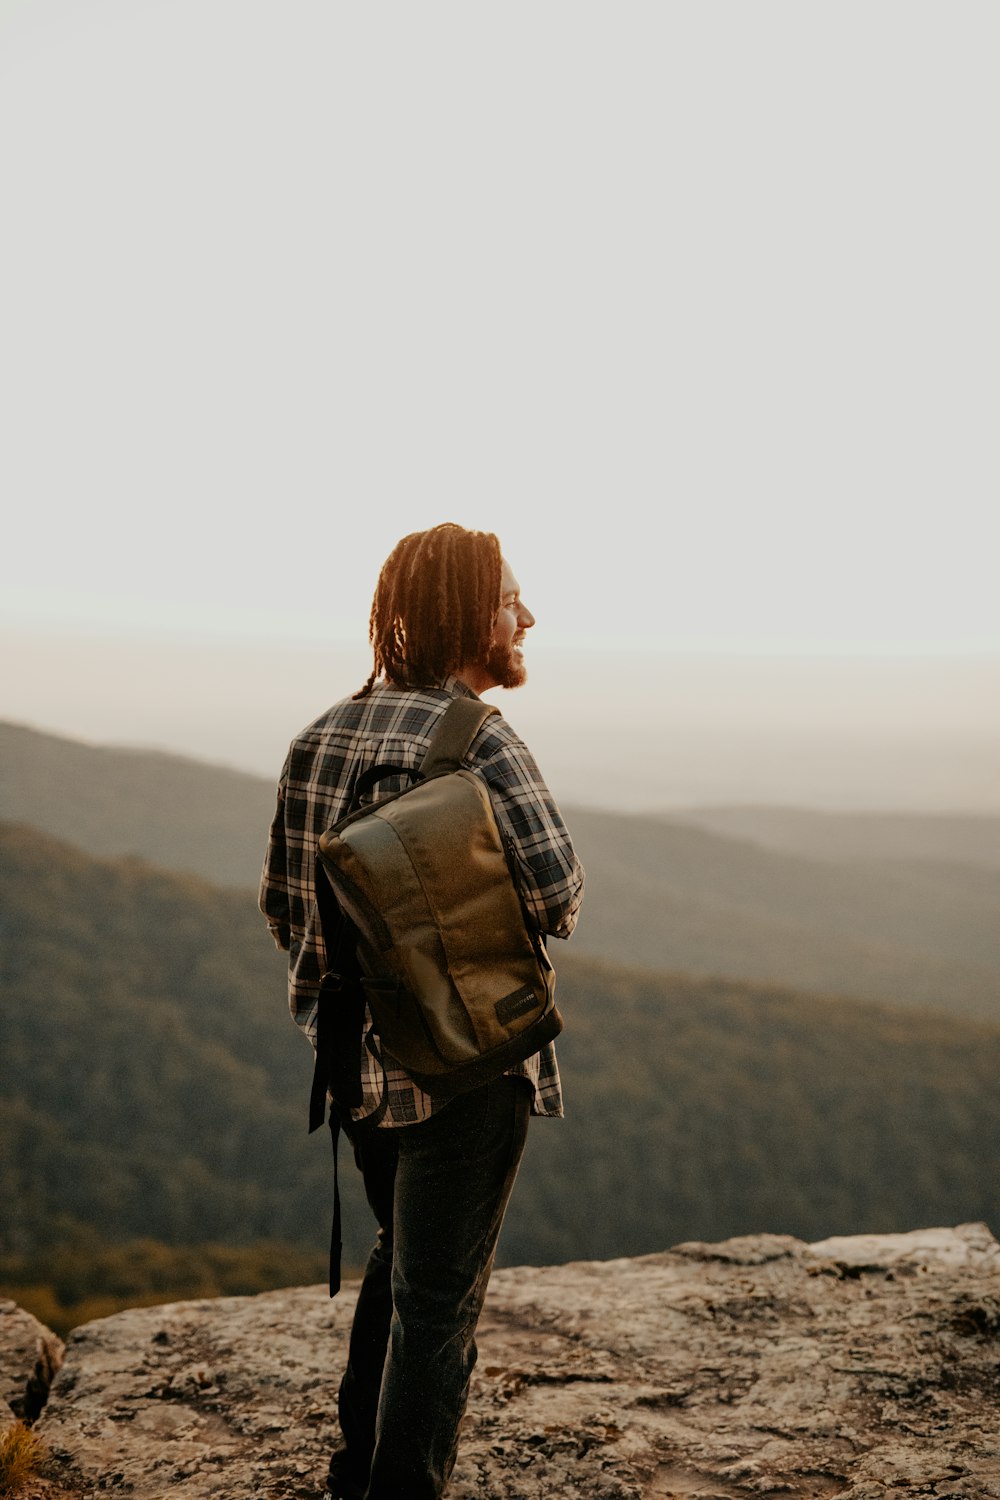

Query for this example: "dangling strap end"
[328,1112,344,1297]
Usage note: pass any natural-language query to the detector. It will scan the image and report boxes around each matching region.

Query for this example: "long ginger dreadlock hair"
[353,523,503,699]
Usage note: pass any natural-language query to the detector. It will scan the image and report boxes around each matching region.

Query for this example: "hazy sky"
[2,2,998,806]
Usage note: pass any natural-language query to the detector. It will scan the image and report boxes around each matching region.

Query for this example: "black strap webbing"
[311,862,366,1296]
[328,1112,344,1296]
[310,867,365,1132]
[420,697,498,778]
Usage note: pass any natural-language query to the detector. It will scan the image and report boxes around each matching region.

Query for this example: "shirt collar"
[439,673,481,700]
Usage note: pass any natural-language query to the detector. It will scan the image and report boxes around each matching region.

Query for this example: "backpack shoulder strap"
[420,696,499,778]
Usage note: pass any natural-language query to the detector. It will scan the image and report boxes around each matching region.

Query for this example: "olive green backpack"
[309,694,562,1121]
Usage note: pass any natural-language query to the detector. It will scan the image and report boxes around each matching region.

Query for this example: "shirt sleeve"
[259,764,292,952]
[474,730,585,940]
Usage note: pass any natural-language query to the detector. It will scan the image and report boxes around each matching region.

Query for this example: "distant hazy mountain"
[3,719,999,1020]
[668,805,1000,869]
[566,806,1000,1021]
[0,719,272,886]
[3,823,997,1267]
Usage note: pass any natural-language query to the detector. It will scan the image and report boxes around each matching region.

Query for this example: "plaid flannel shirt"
[259,676,585,1127]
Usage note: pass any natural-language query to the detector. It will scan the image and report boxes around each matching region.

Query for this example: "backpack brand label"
[495,985,539,1027]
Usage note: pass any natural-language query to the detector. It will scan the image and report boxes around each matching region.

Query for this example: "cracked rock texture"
[13,1223,1000,1499]
[0,1300,64,1427]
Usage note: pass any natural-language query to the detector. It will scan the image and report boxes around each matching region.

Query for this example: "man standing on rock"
[260,522,585,1500]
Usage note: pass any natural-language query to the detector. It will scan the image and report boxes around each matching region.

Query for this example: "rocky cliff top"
[3,1223,999,1500]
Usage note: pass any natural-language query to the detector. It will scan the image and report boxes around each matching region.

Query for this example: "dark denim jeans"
[328,1075,532,1500]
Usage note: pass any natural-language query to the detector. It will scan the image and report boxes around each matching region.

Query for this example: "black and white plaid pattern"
[260,676,585,1126]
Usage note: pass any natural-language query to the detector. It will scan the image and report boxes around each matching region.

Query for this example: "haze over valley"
[5,637,999,814]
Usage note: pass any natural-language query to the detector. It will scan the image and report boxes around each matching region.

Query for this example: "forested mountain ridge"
[3,719,999,1019]
[3,822,998,1278]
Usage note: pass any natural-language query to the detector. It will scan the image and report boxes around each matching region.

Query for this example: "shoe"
[323,1457,367,1500]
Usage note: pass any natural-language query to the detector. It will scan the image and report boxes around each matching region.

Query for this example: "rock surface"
[15,1223,1000,1499]
[0,1300,64,1427]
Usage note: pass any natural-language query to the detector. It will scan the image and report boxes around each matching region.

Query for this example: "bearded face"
[484,633,528,690]
[482,558,533,690]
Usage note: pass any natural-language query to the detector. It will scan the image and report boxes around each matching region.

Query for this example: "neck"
[452,664,495,695]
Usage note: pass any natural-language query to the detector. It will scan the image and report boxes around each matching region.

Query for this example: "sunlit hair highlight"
[354,523,503,698]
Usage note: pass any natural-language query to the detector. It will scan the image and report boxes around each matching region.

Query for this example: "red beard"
[484,638,527,689]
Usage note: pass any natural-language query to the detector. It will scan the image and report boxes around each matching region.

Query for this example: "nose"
[517,601,535,630]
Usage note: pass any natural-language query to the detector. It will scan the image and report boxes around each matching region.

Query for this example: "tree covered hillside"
[1,821,340,1256]
[3,822,997,1279]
